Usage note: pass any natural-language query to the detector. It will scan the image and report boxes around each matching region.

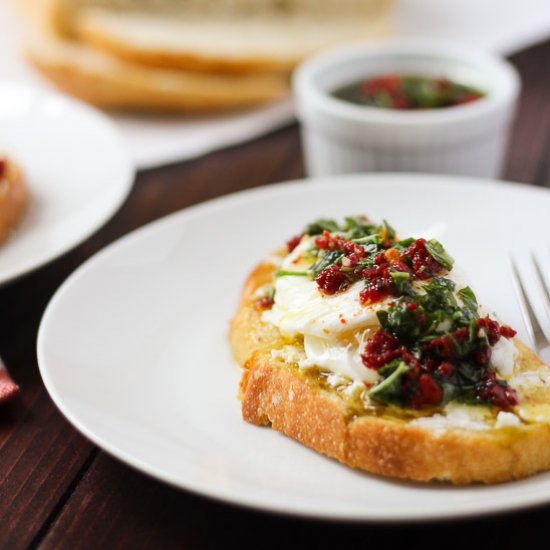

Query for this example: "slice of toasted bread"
[76,5,393,74]
[0,157,28,246]
[40,0,393,74]
[24,31,289,112]
[230,256,550,485]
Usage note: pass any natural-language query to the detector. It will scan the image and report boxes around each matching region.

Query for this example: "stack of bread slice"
[16,0,393,112]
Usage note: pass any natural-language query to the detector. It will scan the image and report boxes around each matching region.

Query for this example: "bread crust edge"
[24,32,288,112]
[0,159,28,246]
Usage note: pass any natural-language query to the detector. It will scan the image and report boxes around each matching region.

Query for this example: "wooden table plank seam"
[28,448,99,550]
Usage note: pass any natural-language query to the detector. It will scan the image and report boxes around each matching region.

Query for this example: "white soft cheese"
[410,404,491,433]
[270,345,306,365]
[262,236,384,383]
[263,277,383,339]
[490,336,517,378]
[302,334,380,384]
[411,406,522,434]
[495,411,521,428]
[326,373,348,387]
[446,265,468,289]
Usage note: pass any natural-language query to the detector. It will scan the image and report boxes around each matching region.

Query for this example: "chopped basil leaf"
[351,234,383,247]
[392,237,415,252]
[310,249,344,277]
[381,219,396,241]
[343,216,378,239]
[304,218,340,236]
[455,360,484,386]
[421,277,458,312]
[457,287,479,319]
[275,270,310,277]
[382,299,424,345]
[425,239,454,270]
[390,270,414,296]
[439,374,477,404]
[368,361,411,406]
[376,309,389,327]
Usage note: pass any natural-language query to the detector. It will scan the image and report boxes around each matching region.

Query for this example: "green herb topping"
[281,215,518,411]
[333,74,485,110]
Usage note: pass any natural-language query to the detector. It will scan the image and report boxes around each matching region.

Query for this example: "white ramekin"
[293,39,520,178]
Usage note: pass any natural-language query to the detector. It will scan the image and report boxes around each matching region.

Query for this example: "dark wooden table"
[1,39,550,550]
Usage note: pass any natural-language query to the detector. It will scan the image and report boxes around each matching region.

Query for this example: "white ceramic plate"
[37,174,550,521]
[0,83,134,285]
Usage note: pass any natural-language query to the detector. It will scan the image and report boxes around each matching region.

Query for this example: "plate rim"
[37,173,550,522]
[0,81,135,286]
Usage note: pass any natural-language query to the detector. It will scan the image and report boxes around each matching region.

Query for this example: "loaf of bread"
[230,216,550,484]
[16,0,392,111]
[44,0,393,73]
[0,156,28,246]
[25,30,289,112]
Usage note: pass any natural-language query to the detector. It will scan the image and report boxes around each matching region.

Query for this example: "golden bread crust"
[62,0,393,75]
[230,259,283,366]
[0,158,28,246]
[25,32,288,113]
[78,20,296,75]
[230,260,550,484]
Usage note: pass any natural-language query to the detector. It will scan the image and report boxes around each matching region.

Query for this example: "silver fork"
[510,254,550,364]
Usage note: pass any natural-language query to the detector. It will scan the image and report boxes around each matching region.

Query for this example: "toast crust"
[230,259,550,484]
[0,158,28,246]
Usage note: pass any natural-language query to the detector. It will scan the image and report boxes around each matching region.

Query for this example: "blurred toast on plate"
[0,157,28,246]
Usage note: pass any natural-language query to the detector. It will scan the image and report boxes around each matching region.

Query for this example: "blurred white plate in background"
[0,83,134,286]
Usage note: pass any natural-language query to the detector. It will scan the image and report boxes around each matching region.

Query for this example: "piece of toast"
[229,231,550,485]
[0,157,28,246]
[41,0,393,74]
[24,30,289,112]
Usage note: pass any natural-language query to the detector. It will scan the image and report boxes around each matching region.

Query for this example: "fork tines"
[510,253,550,362]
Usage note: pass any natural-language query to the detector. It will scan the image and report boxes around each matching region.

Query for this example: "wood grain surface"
[1,38,550,550]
